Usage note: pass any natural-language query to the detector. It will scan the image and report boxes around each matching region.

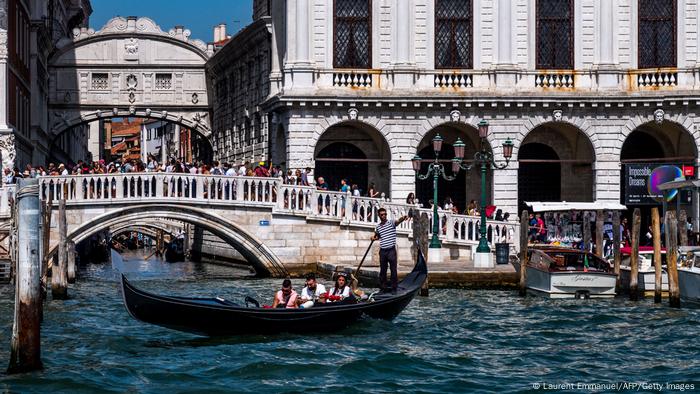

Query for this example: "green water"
[0,252,699,393]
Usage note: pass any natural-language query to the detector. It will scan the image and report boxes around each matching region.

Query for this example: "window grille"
[155,73,172,90]
[333,0,372,69]
[536,0,574,69]
[91,73,109,90]
[638,0,676,68]
[435,0,472,69]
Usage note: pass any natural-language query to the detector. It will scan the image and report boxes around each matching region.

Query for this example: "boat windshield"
[529,249,612,272]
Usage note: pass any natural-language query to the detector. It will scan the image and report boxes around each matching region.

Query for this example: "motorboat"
[678,247,700,305]
[618,246,668,295]
[512,246,616,298]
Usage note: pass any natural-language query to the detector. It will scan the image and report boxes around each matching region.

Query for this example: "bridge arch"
[49,204,287,277]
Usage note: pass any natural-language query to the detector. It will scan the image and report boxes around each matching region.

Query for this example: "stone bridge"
[0,174,519,277]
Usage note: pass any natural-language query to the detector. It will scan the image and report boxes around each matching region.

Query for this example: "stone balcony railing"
[303,67,700,93]
[19,174,519,252]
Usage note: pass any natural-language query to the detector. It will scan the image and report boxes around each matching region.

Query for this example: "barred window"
[91,73,109,90]
[155,73,172,90]
[333,0,372,69]
[638,0,676,68]
[435,0,472,69]
[536,0,574,69]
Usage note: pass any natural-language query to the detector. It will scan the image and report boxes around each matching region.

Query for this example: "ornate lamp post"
[411,121,514,265]
[451,120,514,265]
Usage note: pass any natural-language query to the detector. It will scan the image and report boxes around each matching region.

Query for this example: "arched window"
[536,0,574,69]
[638,0,676,68]
[333,0,372,68]
[435,0,472,69]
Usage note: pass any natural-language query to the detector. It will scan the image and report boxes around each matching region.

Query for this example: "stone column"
[392,0,415,88]
[286,0,313,88]
[173,124,181,160]
[596,0,619,88]
[496,0,518,87]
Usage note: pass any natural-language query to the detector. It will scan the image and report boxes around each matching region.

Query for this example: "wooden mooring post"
[519,210,528,297]
[51,199,68,299]
[416,212,430,297]
[8,179,43,373]
[651,207,662,303]
[612,211,621,294]
[595,210,604,258]
[629,208,641,301]
[664,211,681,308]
[679,210,688,247]
[583,212,591,252]
[67,241,76,284]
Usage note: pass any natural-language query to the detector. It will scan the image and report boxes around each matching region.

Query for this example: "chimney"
[213,25,220,43]
[219,23,227,41]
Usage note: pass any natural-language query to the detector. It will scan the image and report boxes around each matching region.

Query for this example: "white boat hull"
[619,266,669,294]
[678,267,700,305]
[513,261,617,298]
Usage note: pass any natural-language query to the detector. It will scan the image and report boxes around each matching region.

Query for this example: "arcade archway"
[314,122,391,195]
[518,123,595,213]
[416,123,491,212]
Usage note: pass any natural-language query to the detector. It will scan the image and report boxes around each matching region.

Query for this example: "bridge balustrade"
[29,174,518,251]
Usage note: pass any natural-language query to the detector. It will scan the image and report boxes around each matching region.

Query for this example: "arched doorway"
[314,122,391,195]
[620,120,698,233]
[415,124,490,212]
[518,123,595,213]
[518,143,561,209]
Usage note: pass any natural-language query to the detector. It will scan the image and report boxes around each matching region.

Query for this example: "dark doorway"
[415,143,467,210]
[518,143,561,213]
[621,131,665,161]
[315,142,368,192]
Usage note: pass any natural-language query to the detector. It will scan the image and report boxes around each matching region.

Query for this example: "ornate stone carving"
[96,110,102,118]
[654,109,665,124]
[54,111,71,127]
[191,93,199,104]
[129,106,136,115]
[124,38,139,60]
[0,31,7,58]
[450,109,461,122]
[0,133,16,173]
[161,111,168,119]
[64,92,71,103]
[128,92,136,103]
[126,74,138,89]
[193,112,208,124]
[145,108,151,116]
[553,109,563,122]
[348,107,359,120]
[113,108,119,116]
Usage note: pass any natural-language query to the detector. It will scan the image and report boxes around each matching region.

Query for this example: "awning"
[525,201,627,212]
[657,179,700,191]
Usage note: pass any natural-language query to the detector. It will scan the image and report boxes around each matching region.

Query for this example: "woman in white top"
[327,273,352,302]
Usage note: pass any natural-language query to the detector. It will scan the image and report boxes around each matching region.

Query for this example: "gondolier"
[372,208,408,294]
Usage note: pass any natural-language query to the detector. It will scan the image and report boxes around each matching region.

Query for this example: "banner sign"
[624,163,683,205]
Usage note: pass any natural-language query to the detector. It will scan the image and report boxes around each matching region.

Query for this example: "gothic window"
[155,73,172,90]
[333,0,372,68]
[536,0,574,69]
[435,0,472,69]
[638,0,676,68]
[91,73,109,90]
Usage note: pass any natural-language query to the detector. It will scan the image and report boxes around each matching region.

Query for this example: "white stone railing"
[433,72,474,88]
[636,70,678,88]
[535,72,575,88]
[332,71,373,88]
[0,185,16,218]
[36,174,519,251]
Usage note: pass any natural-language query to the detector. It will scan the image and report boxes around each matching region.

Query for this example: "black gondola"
[120,250,428,336]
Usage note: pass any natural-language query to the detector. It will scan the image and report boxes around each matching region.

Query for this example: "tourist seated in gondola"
[271,279,298,309]
[297,273,327,308]
[326,272,353,303]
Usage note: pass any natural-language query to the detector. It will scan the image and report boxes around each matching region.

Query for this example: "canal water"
[0,251,699,393]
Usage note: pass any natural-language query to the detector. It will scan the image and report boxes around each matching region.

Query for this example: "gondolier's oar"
[353,239,375,277]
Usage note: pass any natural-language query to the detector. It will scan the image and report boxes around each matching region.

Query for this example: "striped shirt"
[375,220,397,250]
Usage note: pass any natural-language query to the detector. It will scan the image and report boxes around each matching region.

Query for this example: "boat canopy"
[658,179,700,191]
[525,201,627,212]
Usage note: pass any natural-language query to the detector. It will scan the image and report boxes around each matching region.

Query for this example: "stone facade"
[209,0,700,224]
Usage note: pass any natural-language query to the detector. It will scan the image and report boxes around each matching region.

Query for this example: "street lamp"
[412,122,514,266]
[452,120,514,264]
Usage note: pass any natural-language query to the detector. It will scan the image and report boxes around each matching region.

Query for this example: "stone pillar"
[496,0,518,87]
[391,0,415,88]
[596,0,619,88]
[285,0,313,89]
[173,124,181,160]
[140,124,147,163]
[160,127,167,164]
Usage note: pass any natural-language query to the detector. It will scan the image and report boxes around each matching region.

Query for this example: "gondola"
[120,250,427,336]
